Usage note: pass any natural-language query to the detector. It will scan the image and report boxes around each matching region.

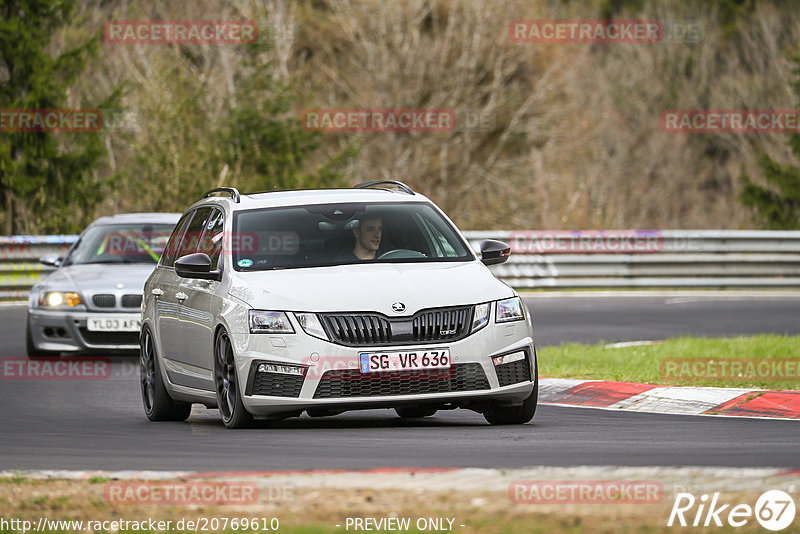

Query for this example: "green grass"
[538,335,800,389]
[0,473,28,484]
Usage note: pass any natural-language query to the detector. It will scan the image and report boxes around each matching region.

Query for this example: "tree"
[120,38,355,212]
[216,42,356,194]
[0,0,118,234]
[739,49,800,230]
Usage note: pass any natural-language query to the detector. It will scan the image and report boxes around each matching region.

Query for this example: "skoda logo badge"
[391,302,406,313]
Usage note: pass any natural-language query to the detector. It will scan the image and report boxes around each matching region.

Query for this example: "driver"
[340,215,382,261]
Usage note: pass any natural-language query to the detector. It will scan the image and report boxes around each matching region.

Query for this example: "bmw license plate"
[87,316,141,332]
[359,349,450,373]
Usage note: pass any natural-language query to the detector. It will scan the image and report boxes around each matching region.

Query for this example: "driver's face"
[356,218,382,252]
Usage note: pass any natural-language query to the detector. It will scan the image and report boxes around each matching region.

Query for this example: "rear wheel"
[140,327,191,421]
[395,406,438,419]
[214,329,254,429]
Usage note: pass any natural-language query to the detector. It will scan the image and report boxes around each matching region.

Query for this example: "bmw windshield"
[232,202,474,271]
[64,223,174,265]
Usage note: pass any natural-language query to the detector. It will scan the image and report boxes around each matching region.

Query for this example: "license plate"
[359,349,450,373]
[87,316,141,332]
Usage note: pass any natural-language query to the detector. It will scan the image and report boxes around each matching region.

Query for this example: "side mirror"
[40,254,63,268]
[175,253,221,281]
[479,240,511,266]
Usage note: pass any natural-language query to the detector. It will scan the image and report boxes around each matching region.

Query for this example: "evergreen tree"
[0,0,117,234]
[217,42,356,193]
[739,49,800,230]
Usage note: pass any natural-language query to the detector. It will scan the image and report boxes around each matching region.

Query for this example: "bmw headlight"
[294,312,329,340]
[249,310,295,334]
[496,296,524,323]
[472,302,490,332]
[39,291,82,308]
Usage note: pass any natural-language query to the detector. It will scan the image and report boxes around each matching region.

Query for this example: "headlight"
[249,310,295,334]
[39,291,82,308]
[496,296,524,323]
[294,313,329,340]
[472,302,490,332]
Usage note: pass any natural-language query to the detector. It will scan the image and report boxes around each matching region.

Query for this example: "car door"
[178,207,224,386]
[158,207,212,367]
[151,210,193,360]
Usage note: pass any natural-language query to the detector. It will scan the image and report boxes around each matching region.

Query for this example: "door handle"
[150,288,164,297]
[175,292,188,301]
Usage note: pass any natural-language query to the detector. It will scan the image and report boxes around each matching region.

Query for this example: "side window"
[176,207,213,260]
[197,208,224,270]
[160,211,193,268]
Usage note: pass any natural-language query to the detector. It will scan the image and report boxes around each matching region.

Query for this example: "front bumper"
[28,308,141,352]
[230,320,536,417]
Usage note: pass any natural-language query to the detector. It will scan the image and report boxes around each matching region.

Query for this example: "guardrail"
[2,231,800,300]
[0,236,77,300]
[463,230,800,289]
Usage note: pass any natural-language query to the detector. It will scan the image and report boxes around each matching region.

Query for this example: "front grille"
[319,305,473,347]
[412,307,471,342]
[495,355,532,387]
[249,372,304,398]
[320,314,392,345]
[313,363,489,399]
[121,294,142,308]
[78,328,138,346]
[92,294,116,308]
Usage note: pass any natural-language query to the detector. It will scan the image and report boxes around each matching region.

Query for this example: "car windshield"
[232,202,474,271]
[64,223,175,265]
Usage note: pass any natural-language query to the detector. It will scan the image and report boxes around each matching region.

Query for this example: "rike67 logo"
[668,490,796,531]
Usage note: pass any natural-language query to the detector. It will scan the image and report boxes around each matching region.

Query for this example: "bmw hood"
[230,261,514,315]
[36,263,158,296]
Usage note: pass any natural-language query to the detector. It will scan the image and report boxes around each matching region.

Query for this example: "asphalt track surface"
[2,294,799,471]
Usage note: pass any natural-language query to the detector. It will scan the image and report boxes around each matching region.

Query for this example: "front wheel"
[483,378,538,425]
[484,351,539,425]
[214,329,254,429]
[140,327,191,421]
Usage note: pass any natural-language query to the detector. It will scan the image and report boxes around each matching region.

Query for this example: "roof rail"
[354,180,415,195]
[202,187,241,203]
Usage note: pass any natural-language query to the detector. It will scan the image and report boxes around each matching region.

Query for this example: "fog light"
[257,363,305,376]
[492,351,525,366]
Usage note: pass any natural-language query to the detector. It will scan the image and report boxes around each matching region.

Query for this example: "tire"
[140,327,191,422]
[26,316,53,358]
[214,329,254,429]
[483,353,539,425]
[395,406,438,419]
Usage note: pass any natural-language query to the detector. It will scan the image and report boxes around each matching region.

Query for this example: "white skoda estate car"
[140,181,537,428]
